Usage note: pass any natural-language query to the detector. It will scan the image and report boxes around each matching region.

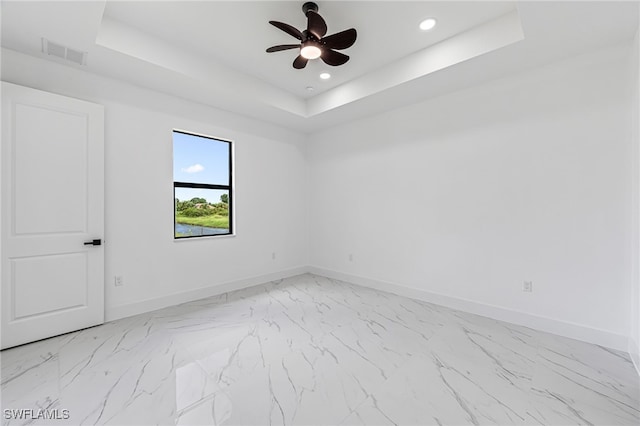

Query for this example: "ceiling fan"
[266,2,357,69]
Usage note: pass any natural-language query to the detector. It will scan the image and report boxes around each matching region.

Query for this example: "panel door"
[1,82,104,349]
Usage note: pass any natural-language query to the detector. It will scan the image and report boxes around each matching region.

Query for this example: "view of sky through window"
[173,131,229,203]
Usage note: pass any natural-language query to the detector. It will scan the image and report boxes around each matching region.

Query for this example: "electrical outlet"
[348,254,354,262]
[272,252,276,260]
[115,276,124,287]
[523,281,533,293]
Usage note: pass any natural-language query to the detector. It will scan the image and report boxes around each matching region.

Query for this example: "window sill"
[173,233,236,242]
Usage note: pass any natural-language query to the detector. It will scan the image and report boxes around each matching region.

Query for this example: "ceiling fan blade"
[266,44,300,53]
[321,49,349,66]
[306,10,327,39]
[269,21,304,41]
[322,28,357,50]
[293,55,309,69]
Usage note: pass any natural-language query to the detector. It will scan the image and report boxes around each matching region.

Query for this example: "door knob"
[84,239,102,246]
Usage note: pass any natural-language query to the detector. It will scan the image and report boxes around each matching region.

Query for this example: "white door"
[1,82,104,349]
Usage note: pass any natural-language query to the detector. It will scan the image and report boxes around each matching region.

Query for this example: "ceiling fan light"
[300,44,322,60]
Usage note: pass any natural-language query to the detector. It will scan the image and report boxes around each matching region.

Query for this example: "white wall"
[2,42,637,352]
[308,45,633,350]
[631,25,640,371]
[1,49,309,320]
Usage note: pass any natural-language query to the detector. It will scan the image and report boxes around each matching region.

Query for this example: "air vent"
[41,38,86,65]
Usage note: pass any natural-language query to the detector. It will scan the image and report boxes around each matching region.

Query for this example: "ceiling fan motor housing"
[302,2,319,16]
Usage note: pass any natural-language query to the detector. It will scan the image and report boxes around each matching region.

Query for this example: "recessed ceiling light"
[419,18,437,31]
[319,72,331,80]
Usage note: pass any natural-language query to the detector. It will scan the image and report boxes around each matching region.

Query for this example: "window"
[173,130,233,239]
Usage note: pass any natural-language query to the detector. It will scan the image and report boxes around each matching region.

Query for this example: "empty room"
[1,1,640,425]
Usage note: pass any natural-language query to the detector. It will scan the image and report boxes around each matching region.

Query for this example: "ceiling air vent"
[41,38,86,65]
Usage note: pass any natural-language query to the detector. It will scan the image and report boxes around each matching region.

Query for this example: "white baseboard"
[106,264,630,353]
[105,266,309,322]
[630,338,640,376]
[308,266,629,352]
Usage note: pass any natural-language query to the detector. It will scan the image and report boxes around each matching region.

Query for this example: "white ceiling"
[1,1,638,133]
[102,1,516,98]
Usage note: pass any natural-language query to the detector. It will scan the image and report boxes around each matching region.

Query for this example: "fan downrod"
[302,2,319,16]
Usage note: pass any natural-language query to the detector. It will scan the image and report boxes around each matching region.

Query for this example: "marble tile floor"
[1,273,639,426]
